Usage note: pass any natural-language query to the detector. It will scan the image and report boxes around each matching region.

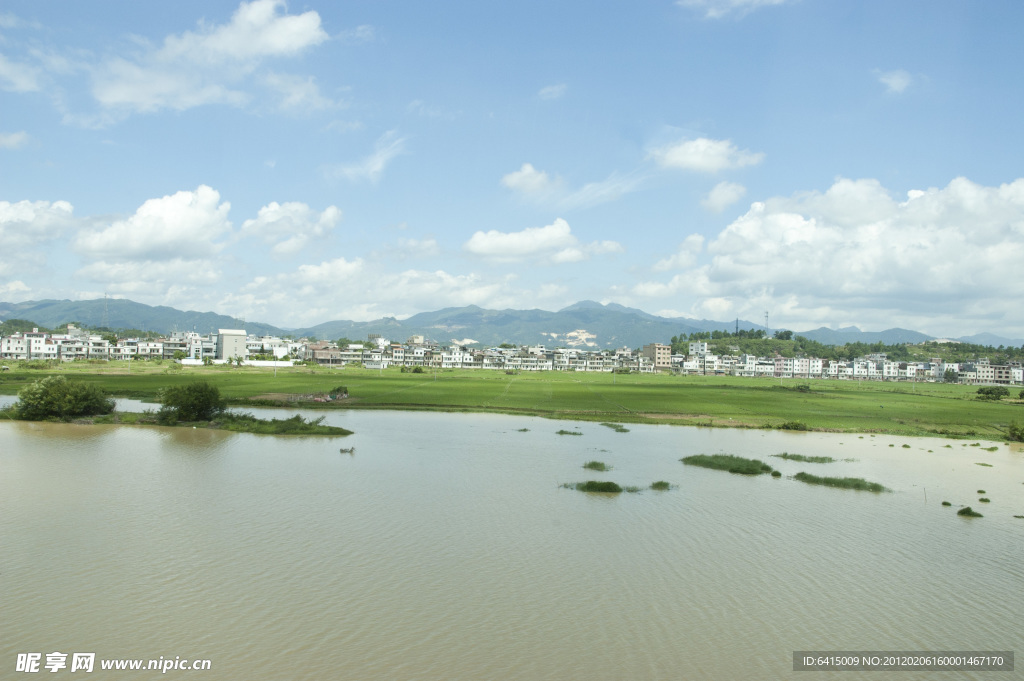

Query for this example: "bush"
[158,381,227,422]
[778,421,809,431]
[1008,421,1024,443]
[977,386,1009,400]
[15,376,115,421]
[957,506,983,517]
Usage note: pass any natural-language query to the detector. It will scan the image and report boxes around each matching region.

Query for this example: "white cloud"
[648,137,764,172]
[75,185,232,260]
[0,199,75,249]
[464,218,623,263]
[630,176,1024,335]
[330,130,406,182]
[0,131,29,149]
[501,163,561,198]
[501,163,643,209]
[0,280,31,300]
[538,83,567,100]
[91,0,328,114]
[240,201,341,256]
[0,53,40,92]
[877,69,911,94]
[653,234,705,271]
[263,72,338,111]
[702,181,746,212]
[677,0,790,19]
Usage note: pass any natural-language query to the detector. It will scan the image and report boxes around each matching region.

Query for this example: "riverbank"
[0,363,1020,440]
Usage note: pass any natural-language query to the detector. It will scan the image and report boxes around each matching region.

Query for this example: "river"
[1,403,1021,680]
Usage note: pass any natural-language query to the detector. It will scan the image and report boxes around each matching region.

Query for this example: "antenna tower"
[764,310,769,337]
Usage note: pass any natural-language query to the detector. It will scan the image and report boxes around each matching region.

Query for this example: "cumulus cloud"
[630,176,1024,336]
[240,201,341,256]
[75,185,232,260]
[877,69,911,94]
[677,0,790,19]
[501,163,561,198]
[230,260,518,324]
[538,83,566,100]
[91,0,328,114]
[0,199,76,279]
[330,130,406,182]
[648,137,764,172]
[464,218,623,263]
[653,234,706,272]
[702,181,747,212]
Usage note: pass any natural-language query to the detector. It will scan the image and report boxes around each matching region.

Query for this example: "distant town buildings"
[0,324,1021,385]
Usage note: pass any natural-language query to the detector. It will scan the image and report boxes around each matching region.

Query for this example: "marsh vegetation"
[681,454,774,475]
[792,472,888,493]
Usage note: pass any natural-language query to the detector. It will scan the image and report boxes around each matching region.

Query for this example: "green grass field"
[1,361,1020,439]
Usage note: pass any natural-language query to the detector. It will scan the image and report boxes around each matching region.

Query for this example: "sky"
[1,0,1023,338]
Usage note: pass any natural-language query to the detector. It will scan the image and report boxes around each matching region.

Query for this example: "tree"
[977,386,1009,400]
[943,369,958,383]
[774,330,793,341]
[15,376,115,421]
[158,381,227,422]
[173,350,187,360]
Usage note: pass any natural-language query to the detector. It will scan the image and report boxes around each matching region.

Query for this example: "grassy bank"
[0,362,1019,439]
[91,410,352,436]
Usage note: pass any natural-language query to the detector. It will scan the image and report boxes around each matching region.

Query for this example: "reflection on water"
[1,410,1021,680]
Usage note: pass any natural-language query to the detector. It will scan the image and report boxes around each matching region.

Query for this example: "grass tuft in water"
[793,472,888,492]
[572,480,622,493]
[556,429,583,436]
[975,462,993,467]
[681,454,773,475]
[600,422,630,433]
[773,452,835,464]
[957,506,983,517]
[650,480,671,490]
[977,489,986,494]
[979,497,990,503]
[771,470,782,478]
[941,501,952,506]
[517,428,529,432]
[582,461,610,471]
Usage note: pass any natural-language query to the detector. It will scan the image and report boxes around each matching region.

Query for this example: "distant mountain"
[0,298,285,337]
[796,326,933,345]
[954,332,1024,348]
[2,297,1020,350]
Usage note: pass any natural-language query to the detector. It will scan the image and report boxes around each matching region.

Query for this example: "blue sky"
[2,0,1023,337]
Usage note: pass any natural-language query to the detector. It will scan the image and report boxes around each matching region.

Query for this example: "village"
[1,324,1022,386]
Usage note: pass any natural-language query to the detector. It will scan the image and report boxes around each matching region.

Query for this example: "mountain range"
[1,298,1021,349]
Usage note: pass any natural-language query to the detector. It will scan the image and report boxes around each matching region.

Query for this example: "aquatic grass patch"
[556,429,583,436]
[977,490,986,494]
[600,422,630,433]
[517,428,529,432]
[941,501,952,506]
[566,480,623,493]
[983,446,998,452]
[681,454,773,475]
[771,470,782,478]
[975,462,993,467]
[957,506,983,517]
[650,480,671,490]
[773,452,835,464]
[582,461,610,471]
[979,497,990,503]
[792,472,888,493]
